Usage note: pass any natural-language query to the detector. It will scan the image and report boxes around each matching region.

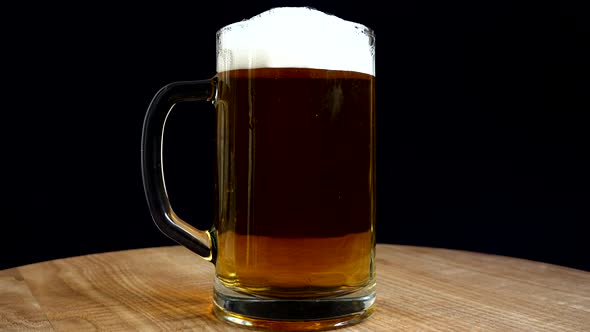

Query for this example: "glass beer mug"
[141,7,376,330]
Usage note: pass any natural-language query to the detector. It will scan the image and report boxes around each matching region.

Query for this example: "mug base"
[212,280,376,330]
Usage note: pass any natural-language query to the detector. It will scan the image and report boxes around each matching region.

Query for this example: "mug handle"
[141,78,217,263]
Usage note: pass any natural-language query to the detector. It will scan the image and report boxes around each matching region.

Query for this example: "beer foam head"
[216,7,375,76]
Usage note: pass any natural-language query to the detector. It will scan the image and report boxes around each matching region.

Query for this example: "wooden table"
[1,244,588,331]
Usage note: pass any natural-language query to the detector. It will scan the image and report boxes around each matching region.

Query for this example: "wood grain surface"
[1,244,589,331]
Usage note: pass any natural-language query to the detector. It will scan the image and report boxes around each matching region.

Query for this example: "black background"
[2,1,589,271]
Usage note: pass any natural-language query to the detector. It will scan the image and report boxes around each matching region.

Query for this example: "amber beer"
[214,67,376,297]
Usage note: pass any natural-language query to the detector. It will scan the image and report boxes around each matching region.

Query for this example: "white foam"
[216,7,375,76]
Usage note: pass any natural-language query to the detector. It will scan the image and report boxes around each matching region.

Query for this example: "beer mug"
[141,7,376,330]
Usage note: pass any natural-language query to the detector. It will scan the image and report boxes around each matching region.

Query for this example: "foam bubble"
[216,7,375,76]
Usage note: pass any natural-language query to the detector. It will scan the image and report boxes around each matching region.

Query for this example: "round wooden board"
[1,244,589,331]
